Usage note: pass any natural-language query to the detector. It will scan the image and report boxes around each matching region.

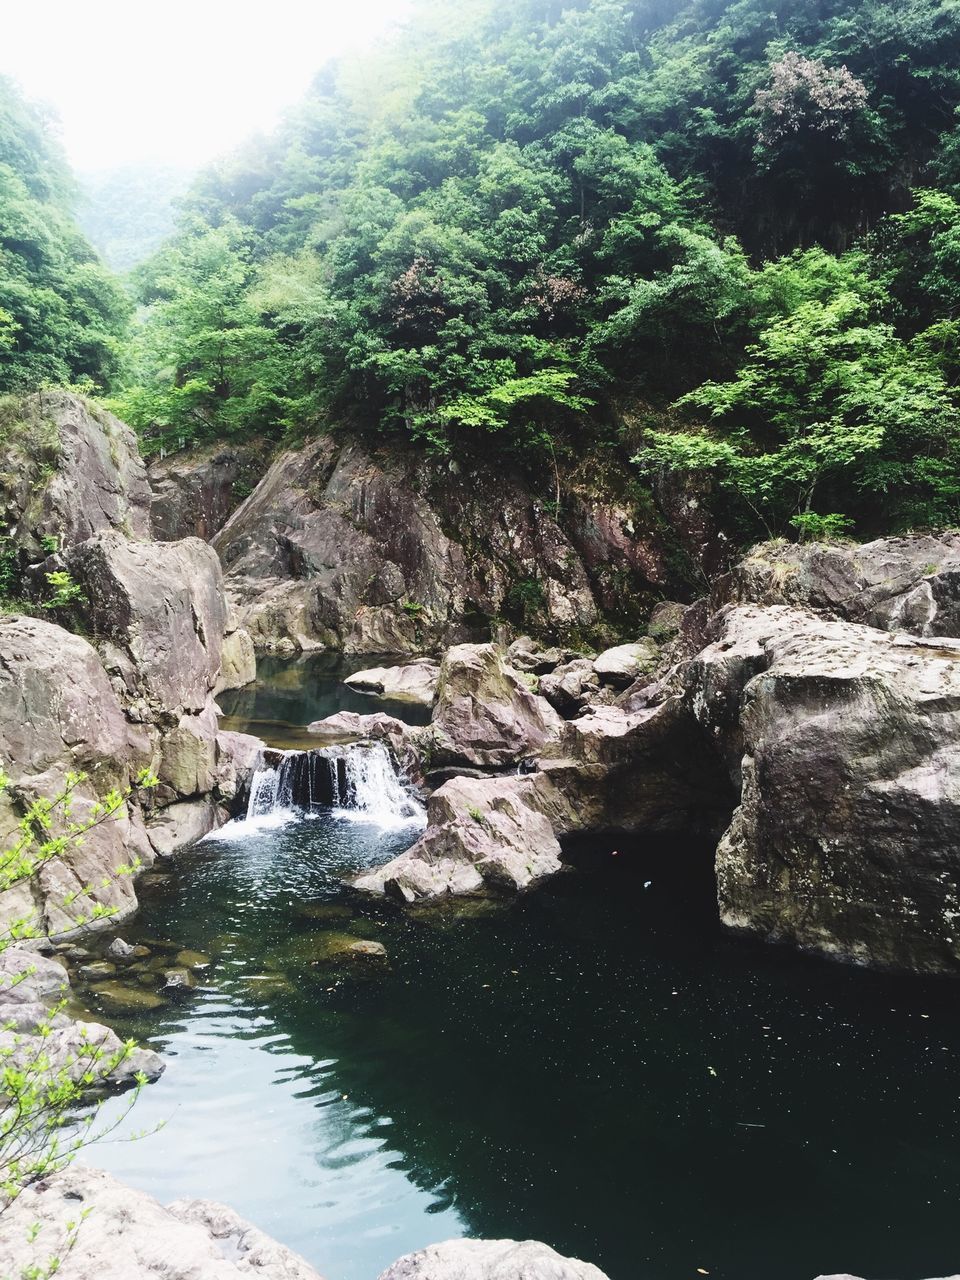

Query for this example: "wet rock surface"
[0,947,163,1085]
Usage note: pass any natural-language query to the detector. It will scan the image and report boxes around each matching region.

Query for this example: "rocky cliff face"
[0,394,258,941]
[148,442,263,541]
[212,436,700,654]
[0,390,151,564]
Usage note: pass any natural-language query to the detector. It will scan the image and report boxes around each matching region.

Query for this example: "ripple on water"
[73,808,960,1280]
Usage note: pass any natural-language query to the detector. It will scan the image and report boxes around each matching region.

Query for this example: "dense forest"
[78,164,192,272]
[3,0,960,540]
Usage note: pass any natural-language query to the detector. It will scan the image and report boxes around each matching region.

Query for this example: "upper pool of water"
[217,653,433,748]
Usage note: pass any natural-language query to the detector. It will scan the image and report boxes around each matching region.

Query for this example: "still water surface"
[82,661,960,1280]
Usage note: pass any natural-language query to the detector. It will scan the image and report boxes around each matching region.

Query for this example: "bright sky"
[0,0,413,174]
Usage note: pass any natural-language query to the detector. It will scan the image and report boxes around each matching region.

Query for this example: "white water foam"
[204,741,424,842]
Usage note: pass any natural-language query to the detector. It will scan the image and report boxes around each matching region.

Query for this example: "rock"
[0,391,151,559]
[213,436,681,654]
[147,797,226,856]
[162,967,197,990]
[506,637,577,674]
[353,774,566,901]
[647,600,686,643]
[78,960,117,980]
[0,1165,326,1280]
[687,604,960,973]
[91,981,168,1012]
[724,533,960,636]
[430,644,563,769]
[216,622,257,693]
[65,530,227,716]
[592,640,659,686]
[538,659,601,716]
[175,949,211,970]
[159,703,219,796]
[307,711,412,744]
[0,948,163,1084]
[215,730,265,802]
[377,1238,610,1279]
[105,937,137,962]
[0,614,154,939]
[148,442,265,541]
[344,659,440,706]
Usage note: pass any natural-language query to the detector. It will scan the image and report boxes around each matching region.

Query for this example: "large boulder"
[687,604,960,973]
[65,531,227,717]
[0,614,154,937]
[725,534,960,636]
[352,774,566,900]
[430,644,563,768]
[0,1166,325,1280]
[213,437,685,654]
[0,391,151,559]
[378,1238,609,1280]
[344,659,440,706]
[148,442,264,541]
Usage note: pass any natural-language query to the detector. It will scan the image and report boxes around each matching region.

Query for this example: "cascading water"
[238,741,424,832]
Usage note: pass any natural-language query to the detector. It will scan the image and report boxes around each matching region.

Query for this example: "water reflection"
[81,816,960,1280]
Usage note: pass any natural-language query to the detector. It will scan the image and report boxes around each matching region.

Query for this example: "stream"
[76,659,960,1280]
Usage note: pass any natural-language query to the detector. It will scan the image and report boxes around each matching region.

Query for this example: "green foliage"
[41,570,85,613]
[638,277,960,535]
[0,78,130,395]
[0,766,158,1209]
[35,0,951,536]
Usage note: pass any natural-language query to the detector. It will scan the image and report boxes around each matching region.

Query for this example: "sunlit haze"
[0,0,413,173]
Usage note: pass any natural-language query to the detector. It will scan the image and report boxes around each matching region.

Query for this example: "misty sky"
[1,0,413,175]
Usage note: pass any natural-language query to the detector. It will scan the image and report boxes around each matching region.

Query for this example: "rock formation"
[213,436,693,654]
[344,658,440,706]
[0,947,163,1086]
[353,535,960,974]
[148,442,263,541]
[0,1166,325,1280]
[0,394,259,942]
[377,1238,611,1279]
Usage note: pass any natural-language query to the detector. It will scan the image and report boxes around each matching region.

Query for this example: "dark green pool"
[79,663,960,1280]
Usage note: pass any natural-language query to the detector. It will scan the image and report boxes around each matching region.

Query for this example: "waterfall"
[236,741,424,831]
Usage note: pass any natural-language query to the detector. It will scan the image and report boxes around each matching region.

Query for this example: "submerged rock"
[377,1238,610,1279]
[0,1165,326,1280]
[91,981,168,1012]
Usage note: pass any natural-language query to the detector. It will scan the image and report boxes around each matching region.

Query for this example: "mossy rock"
[174,949,211,970]
[91,981,168,1011]
[295,901,353,924]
